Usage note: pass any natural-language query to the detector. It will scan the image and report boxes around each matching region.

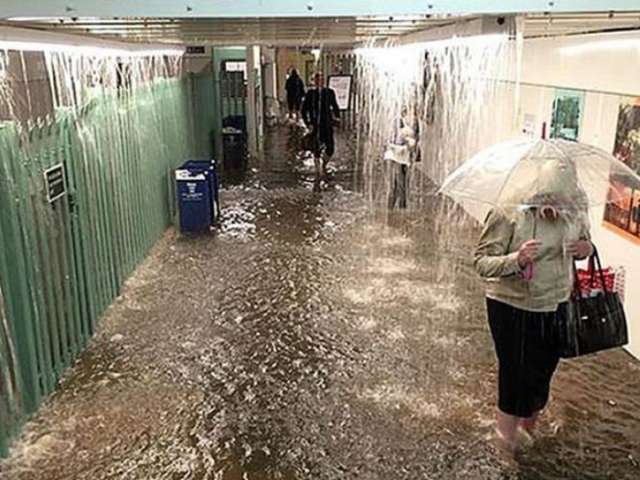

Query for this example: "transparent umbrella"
[439,137,640,288]
[439,138,640,214]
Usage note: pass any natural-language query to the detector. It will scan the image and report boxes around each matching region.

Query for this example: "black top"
[301,87,340,131]
[285,75,305,100]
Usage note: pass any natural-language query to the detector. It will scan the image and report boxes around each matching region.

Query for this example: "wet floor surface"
[2,125,640,480]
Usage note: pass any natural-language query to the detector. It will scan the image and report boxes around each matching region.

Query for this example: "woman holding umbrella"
[439,138,640,454]
[473,154,593,453]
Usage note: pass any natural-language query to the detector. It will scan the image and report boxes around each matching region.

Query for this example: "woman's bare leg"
[314,155,322,178]
[495,410,520,452]
[519,410,540,433]
[322,154,329,178]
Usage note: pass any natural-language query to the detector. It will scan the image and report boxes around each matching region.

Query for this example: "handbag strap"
[572,243,610,296]
[587,252,596,287]
[591,245,610,293]
[572,260,582,299]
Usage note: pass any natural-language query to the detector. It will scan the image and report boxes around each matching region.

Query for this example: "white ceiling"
[1,12,639,47]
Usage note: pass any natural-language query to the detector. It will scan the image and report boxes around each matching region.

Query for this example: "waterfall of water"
[355,33,520,210]
[353,31,524,404]
[355,30,523,289]
[0,44,188,456]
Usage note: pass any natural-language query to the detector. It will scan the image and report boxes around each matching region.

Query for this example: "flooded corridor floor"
[2,126,640,480]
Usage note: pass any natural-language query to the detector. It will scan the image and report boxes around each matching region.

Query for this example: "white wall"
[245,46,264,159]
[507,30,640,358]
[262,47,278,100]
[246,46,258,158]
[521,31,640,97]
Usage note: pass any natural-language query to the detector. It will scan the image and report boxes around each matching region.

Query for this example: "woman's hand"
[566,240,592,259]
[517,239,542,267]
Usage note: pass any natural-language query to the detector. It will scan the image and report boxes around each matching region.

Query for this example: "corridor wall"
[0,77,197,456]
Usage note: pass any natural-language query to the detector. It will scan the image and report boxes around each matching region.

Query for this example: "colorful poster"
[603,97,640,242]
[550,88,584,141]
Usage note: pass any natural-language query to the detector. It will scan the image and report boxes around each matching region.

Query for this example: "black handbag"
[557,247,628,358]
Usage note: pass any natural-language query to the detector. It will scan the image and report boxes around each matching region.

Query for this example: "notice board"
[44,163,67,203]
[328,75,353,111]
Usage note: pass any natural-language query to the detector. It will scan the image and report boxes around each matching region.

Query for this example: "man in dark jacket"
[285,68,305,121]
[301,72,341,178]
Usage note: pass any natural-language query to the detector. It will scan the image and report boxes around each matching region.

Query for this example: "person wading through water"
[301,72,341,180]
[285,67,305,122]
[474,159,593,455]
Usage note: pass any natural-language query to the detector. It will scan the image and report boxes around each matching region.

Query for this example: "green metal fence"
[0,77,197,457]
[189,72,218,159]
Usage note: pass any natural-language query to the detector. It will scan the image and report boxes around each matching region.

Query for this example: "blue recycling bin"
[181,159,220,223]
[176,168,213,233]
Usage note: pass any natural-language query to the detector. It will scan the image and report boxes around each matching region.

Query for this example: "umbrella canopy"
[439,138,640,212]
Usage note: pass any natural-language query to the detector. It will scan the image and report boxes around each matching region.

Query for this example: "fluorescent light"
[0,26,184,57]
[355,33,506,56]
[7,17,62,22]
[0,40,184,57]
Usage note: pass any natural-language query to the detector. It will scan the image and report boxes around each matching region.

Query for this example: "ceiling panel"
[1,12,639,47]
[0,16,465,46]
[2,1,639,19]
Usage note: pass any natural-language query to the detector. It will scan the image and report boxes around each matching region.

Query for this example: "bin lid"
[183,159,216,165]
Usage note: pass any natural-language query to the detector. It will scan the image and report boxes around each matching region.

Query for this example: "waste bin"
[222,127,246,170]
[175,168,213,233]
[182,159,220,223]
[222,115,246,132]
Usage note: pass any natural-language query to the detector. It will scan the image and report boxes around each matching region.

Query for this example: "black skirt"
[486,297,563,418]
[287,94,302,111]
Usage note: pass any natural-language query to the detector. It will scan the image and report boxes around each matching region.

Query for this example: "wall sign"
[185,46,207,56]
[44,164,67,203]
[328,75,353,111]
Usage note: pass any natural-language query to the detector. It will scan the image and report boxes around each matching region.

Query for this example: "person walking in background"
[384,107,419,209]
[285,68,305,122]
[473,161,593,455]
[301,72,341,179]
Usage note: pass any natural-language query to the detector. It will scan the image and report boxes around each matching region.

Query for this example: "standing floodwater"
[0,126,638,480]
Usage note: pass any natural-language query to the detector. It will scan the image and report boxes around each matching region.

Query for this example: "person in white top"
[384,108,419,209]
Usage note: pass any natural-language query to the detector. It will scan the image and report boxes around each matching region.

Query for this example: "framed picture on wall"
[328,75,353,111]
[603,97,640,243]
[550,88,585,141]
